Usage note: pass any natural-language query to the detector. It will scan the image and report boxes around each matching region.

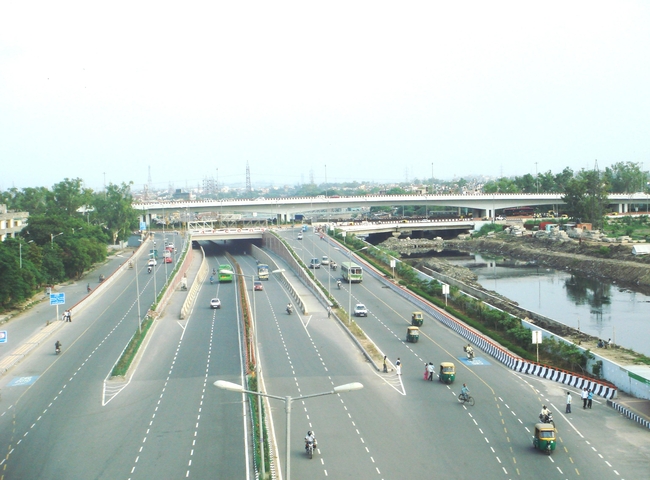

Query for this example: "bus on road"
[257,263,269,280]
[341,262,363,283]
[218,264,233,283]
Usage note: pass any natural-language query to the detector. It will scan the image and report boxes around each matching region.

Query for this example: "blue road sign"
[50,293,65,305]
[7,376,39,387]
[0,331,6,343]
[458,357,490,366]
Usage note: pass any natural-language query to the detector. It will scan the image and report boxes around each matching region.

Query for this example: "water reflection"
[564,275,611,312]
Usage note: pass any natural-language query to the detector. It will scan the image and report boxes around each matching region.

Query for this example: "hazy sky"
[2,1,650,192]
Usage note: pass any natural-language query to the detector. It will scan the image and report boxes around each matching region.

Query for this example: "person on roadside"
[582,387,589,409]
[587,390,594,409]
[395,358,401,375]
[382,355,388,373]
[566,391,572,413]
[427,362,435,381]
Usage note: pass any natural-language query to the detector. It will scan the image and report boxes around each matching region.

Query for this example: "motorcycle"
[539,412,555,428]
[99,274,105,283]
[337,280,341,290]
[463,345,475,360]
[147,266,152,274]
[55,343,62,355]
[287,305,293,315]
[210,276,214,285]
[305,440,315,459]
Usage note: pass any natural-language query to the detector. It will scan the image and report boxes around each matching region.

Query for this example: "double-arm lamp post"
[221,267,283,479]
[214,380,363,480]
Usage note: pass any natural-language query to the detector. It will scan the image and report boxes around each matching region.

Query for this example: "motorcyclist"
[212,268,216,276]
[210,275,214,284]
[305,430,317,450]
[55,340,62,354]
[460,383,470,401]
[337,280,341,289]
[465,344,474,359]
[287,303,293,314]
[148,266,152,274]
[540,405,551,422]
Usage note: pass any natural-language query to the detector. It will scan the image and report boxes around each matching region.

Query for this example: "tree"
[93,182,139,244]
[49,178,93,217]
[562,169,609,227]
[483,178,520,193]
[603,161,647,193]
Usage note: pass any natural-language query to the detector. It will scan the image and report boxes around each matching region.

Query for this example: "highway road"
[1,229,647,479]
[0,235,251,479]
[260,227,650,479]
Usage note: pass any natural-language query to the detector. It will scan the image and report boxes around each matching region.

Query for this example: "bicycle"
[458,393,475,406]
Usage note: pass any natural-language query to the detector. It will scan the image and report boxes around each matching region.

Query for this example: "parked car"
[354,303,368,317]
[309,258,321,269]
[321,256,330,265]
[210,298,221,309]
[254,281,263,291]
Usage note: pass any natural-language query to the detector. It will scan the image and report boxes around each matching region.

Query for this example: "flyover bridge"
[134,192,650,225]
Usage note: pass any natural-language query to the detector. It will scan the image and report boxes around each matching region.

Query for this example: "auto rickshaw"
[439,362,455,384]
[406,326,420,343]
[532,423,556,455]
[411,311,424,326]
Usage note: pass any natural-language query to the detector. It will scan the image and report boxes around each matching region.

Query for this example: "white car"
[321,256,330,265]
[354,304,368,317]
[297,233,303,240]
[210,298,221,309]
[148,259,157,266]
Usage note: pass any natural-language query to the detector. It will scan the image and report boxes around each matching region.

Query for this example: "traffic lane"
[0,268,173,478]
[252,275,390,479]
[121,273,247,479]
[512,372,650,479]
[258,284,514,479]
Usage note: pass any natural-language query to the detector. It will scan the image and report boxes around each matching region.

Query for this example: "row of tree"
[0,178,139,311]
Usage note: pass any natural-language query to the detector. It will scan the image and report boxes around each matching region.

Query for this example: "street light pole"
[19,240,34,269]
[214,380,363,480]
[335,246,367,323]
[50,232,63,245]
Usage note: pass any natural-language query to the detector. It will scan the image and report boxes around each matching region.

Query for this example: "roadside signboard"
[49,293,65,306]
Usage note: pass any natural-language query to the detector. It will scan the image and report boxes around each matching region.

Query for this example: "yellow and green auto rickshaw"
[533,423,556,455]
[439,362,455,384]
[411,311,424,327]
[406,326,420,343]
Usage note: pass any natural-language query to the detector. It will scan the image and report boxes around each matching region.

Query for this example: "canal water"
[439,252,650,357]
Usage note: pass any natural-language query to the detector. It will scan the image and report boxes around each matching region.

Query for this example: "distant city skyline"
[2,2,649,192]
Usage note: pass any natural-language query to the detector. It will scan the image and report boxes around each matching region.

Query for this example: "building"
[0,204,29,241]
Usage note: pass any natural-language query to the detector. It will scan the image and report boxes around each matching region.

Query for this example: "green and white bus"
[341,262,363,283]
[218,264,233,283]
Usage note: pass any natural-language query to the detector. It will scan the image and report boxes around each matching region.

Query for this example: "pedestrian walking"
[423,364,428,381]
[395,358,401,376]
[427,362,434,381]
[581,388,589,409]
[327,306,332,318]
[566,391,572,413]
[587,390,594,409]
[382,355,388,373]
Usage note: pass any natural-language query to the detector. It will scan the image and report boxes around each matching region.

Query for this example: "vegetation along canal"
[440,251,650,357]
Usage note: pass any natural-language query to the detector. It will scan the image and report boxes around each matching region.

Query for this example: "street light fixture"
[214,380,363,480]
[220,267,284,479]
[334,246,367,323]
[50,232,64,245]
[19,240,34,268]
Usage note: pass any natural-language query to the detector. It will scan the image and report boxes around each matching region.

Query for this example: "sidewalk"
[609,391,650,430]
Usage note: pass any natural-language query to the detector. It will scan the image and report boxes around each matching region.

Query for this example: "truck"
[257,263,269,280]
